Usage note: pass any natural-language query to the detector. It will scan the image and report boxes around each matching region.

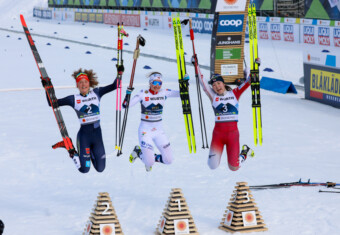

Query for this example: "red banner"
[104,13,140,27]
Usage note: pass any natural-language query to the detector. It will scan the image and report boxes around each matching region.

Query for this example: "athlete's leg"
[153,128,173,164]
[138,124,156,168]
[208,127,225,169]
[225,129,240,171]
[77,129,92,173]
[90,127,106,173]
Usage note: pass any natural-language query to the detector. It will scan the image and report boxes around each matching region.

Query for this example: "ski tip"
[20,14,27,27]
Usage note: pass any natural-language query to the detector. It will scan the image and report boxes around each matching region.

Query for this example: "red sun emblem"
[102,225,113,235]
[176,221,187,231]
[82,119,86,122]
[217,117,221,120]
[227,212,232,222]
[307,54,311,61]
[245,212,255,223]
[224,0,237,5]
[145,115,149,119]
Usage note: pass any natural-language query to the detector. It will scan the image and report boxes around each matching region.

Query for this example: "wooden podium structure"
[83,192,124,235]
[219,182,268,233]
[156,188,199,235]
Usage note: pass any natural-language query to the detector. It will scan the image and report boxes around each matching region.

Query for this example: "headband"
[147,72,163,84]
[208,74,224,85]
[76,73,89,83]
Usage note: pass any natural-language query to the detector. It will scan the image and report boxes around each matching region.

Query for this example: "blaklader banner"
[304,51,340,108]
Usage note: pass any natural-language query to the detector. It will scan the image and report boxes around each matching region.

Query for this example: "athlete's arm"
[233,76,251,100]
[192,56,214,102]
[126,89,143,108]
[165,89,180,98]
[96,77,118,98]
[46,93,75,107]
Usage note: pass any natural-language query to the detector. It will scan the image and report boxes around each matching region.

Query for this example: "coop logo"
[217,15,244,33]
[318,27,330,46]
[334,28,340,47]
[191,18,213,33]
[303,26,315,44]
[259,23,268,39]
[216,35,242,46]
[283,24,294,42]
[270,24,281,40]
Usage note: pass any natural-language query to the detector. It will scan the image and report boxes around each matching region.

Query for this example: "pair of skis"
[249,179,340,191]
[172,17,197,154]
[248,3,263,146]
[20,15,78,165]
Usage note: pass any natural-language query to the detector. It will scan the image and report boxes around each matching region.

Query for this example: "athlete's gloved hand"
[122,91,132,109]
[255,57,261,66]
[117,65,125,75]
[126,87,134,95]
[191,54,198,65]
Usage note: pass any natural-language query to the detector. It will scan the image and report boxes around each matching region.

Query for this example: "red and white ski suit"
[198,70,250,171]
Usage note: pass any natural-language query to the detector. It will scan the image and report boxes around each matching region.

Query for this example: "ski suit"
[128,88,180,168]
[47,79,117,173]
[198,73,250,171]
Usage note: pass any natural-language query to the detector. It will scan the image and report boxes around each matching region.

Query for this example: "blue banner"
[217,14,244,33]
[191,17,213,34]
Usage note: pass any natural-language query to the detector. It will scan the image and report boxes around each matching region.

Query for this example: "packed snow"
[1,1,340,235]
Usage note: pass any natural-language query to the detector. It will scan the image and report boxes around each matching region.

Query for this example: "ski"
[319,190,340,194]
[172,16,196,154]
[249,179,339,190]
[117,35,145,156]
[248,3,263,146]
[20,15,77,159]
[182,18,209,149]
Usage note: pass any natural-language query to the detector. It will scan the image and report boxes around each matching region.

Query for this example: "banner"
[304,51,340,108]
[191,17,213,34]
[33,8,52,19]
[104,13,141,27]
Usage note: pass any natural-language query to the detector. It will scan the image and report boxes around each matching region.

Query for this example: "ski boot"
[239,144,255,163]
[129,145,142,163]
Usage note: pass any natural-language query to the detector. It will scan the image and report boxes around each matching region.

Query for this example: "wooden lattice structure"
[211,0,251,85]
[83,192,124,235]
[156,188,199,235]
[219,182,268,233]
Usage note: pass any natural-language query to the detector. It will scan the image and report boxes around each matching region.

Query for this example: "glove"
[255,57,261,66]
[41,77,48,87]
[126,87,134,94]
[183,74,190,80]
[122,95,129,108]
[117,65,125,74]
[191,55,198,65]
[72,153,81,169]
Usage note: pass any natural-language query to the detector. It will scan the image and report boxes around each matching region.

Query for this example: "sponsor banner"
[318,27,330,46]
[304,64,340,108]
[191,17,213,34]
[104,13,141,27]
[303,25,315,44]
[283,24,294,42]
[284,18,297,24]
[334,28,340,47]
[216,48,242,59]
[300,18,314,25]
[143,15,163,29]
[256,16,267,22]
[88,13,96,23]
[221,64,238,76]
[317,20,331,26]
[215,0,247,12]
[75,12,82,22]
[216,35,242,46]
[217,14,244,33]
[303,51,340,67]
[270,17,281,23]
[259,22,269,40]
[335,21,340,27]
[174,219,189,234]
[34,8,52,19]
[270,23,281,40]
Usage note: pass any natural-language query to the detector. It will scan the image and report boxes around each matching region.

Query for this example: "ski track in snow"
[1,2,340,235]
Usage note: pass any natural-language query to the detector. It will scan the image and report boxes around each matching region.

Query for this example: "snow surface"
[1,2,340,235]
